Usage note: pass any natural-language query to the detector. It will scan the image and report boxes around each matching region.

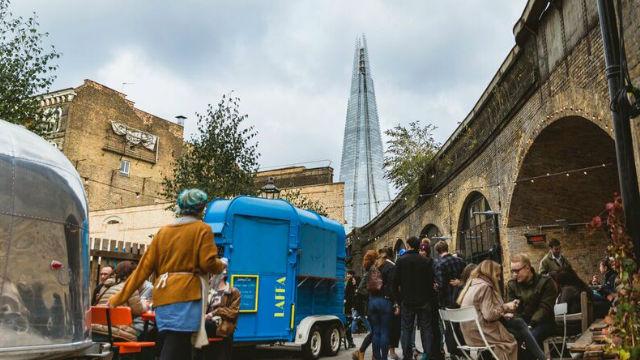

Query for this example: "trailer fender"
[294,315,342,345]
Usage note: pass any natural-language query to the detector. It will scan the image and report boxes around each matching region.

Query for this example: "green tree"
[162,95,260,202]
[281,188,328,217]
[383,121,440,191]
[0,0,60,131]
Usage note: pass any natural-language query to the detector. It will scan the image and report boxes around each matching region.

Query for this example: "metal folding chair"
[439,306,500,360]
[544,303,569,360]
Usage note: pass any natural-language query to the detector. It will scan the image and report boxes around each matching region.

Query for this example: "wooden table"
[568,320,608,359]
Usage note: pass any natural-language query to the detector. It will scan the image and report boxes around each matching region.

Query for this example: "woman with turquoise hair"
[111,188,226,360]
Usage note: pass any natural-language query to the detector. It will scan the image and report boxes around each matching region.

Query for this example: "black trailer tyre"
[302,325,323,359]
[321,323,341,356]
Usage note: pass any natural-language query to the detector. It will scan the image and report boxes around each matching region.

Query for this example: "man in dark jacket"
[344,270,357,348]
[505,253,557,360]
[92,265,113,306]
[434,240,466,308]
[393,236,434,360]
[539,238,573,275]
[345,270,357,315]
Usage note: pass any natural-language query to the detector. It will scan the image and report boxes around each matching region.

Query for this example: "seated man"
[92,261,147,342]
[504,253,557,360]
[92,265,113,306]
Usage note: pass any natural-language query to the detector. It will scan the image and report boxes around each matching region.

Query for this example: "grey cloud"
[13,0,527,175]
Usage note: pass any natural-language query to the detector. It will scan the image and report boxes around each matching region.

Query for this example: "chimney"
[175,115,186,127]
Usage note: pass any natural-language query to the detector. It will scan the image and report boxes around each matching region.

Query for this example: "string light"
[81,160,618,213]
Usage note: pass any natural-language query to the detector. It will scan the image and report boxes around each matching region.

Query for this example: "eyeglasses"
[510,266,526,274]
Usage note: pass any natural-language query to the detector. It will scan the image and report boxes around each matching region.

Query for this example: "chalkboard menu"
[231,275,259,312]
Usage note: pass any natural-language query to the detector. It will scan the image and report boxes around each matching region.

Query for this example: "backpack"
[367,266,383,294]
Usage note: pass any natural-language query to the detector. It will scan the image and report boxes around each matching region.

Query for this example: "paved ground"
[236,332,425,360]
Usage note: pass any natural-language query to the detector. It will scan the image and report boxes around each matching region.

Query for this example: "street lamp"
[259,177,281,199]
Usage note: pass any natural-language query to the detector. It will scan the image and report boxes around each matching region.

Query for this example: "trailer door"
[228,215,294,342]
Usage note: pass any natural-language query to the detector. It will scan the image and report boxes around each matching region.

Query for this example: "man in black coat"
[344,270,357,348]
[393,236,434,360]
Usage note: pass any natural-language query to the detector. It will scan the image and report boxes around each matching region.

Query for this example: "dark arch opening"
[507,116,619,281]
[420,224,441,239]
[457,192,501,264]
[420,224,442,260]
[393,238,406,257]
[508,117,618,227]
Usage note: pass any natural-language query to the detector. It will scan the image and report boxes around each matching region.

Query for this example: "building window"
[103,216,123,226]
[119,159,130,176]
[457,192,500,264]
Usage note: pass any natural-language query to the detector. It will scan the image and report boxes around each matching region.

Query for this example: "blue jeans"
[401,303,433,360]
[351,308,371,333]
[503,317,548,360]
[369,296,393,360]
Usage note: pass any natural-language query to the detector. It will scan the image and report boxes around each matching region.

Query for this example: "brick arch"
[504,105,613,220]
[421,223,442,238]
[447,178,500,247]
[455,191,501,263]
[507,116,618,228]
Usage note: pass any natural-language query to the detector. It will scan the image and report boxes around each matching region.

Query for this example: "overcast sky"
[14,0,526,189]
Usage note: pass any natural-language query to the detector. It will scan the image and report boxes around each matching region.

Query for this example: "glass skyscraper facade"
[339,36,391,230]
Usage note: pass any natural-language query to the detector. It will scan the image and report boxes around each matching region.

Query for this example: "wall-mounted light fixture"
[525,233,546,245]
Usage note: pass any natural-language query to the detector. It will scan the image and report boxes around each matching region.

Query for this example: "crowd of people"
[345,237,618,360]
[88,188,619,360]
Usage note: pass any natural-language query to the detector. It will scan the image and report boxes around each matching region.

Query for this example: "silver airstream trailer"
[0,120,106,359]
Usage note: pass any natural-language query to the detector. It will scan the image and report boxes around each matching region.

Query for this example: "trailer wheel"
[302,325,323,359]
[321,323,341,356]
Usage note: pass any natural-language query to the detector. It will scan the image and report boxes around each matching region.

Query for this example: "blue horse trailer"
[203,196,346,359]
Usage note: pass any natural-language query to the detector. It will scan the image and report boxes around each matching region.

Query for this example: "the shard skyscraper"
[339,36,390,229]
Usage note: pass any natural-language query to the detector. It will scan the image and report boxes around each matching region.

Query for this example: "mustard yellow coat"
[110,220,225,308]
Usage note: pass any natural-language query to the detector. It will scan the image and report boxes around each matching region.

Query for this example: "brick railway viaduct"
[349,0,640,280]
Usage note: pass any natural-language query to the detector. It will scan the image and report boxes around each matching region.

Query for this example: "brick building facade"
[42,80,184,211]
[349,0,640,283]
[255,166,345,223]
[89,203,176,244]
